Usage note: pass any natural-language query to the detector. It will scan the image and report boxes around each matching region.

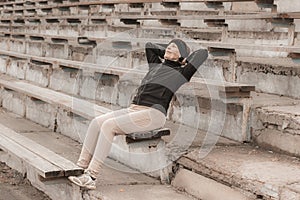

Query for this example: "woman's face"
[164,43,180,61]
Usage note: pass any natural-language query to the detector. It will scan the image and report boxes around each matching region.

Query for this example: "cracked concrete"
[177,145,300,200]
[0,162,51,200]
[250,95,300,157]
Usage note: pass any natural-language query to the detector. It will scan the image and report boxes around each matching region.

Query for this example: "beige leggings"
[77,104,166,178]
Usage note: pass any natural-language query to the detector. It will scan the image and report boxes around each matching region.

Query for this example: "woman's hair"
[168,39,190,58]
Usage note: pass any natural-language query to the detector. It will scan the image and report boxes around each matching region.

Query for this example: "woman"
[68,39,208,189]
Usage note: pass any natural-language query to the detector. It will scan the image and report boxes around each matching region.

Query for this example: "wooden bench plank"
[0,131,63,179]
[191,77,255,92]
[219,91,250,98]
[0,124,83,177]
[0,74,111,120]
[126,128,171,143]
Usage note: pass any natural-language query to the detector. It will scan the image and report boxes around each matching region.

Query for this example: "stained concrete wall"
[6,58,27,79]
[251,106,300,157]
[275,0,300,12]
[236,60,300,99]
[1,89,26,117]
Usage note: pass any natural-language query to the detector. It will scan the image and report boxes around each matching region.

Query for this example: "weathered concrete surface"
[236,57,300,99]
[0,162,51,200]
[252,103,300,157]
[0,56,7,73]
[227,19,271,32]
[250,92,300,156]
[212,56,300,99]
[1,89,26,117]
[25,62,50,87]
[87,184,198,200]
[25,96,57,130]
[45,43,68,59]
[177,145,300,200]
[6,58,27,80]
[231,2,267,12]
[56,109,89,143]
[49,67,80,95]
[226,31,289,48]
[275,0,300,12]
[251,92,299,108]
[10,40,25,53]
[26,42,44,57]
[0,183,48,200]
[172,168,250,200]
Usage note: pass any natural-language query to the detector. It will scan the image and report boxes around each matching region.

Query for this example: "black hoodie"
[132,42,208,115]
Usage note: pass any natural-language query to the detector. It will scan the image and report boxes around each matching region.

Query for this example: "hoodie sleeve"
[145,42,167,69]
[182,48,208,81]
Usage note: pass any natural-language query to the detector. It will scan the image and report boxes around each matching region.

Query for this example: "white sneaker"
[68,173,96,190]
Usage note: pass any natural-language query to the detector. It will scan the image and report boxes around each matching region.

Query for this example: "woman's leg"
[86,105,166,178]
[77,108,130,168]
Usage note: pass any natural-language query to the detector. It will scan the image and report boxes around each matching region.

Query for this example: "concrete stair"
[0,108,197,200]
[174,145,300,200]
[252,103,300,157]
[0,0,300,200]
[168,92,300,200]
[209,56,300,99]
[1,70,300,199]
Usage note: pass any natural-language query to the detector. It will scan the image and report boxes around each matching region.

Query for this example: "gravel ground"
[0,162,51,200]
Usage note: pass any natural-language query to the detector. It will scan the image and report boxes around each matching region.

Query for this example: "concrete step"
[252,102,300,157]
[7,22,295,47]
[174,144,300,200]
[250,92,300,157]
[2,25,300,61]
[0,108,197,200]
[0,0,277,15]
[172,168,250,200]
[169,92,300,200]
[1,29,296,69]
[213,56,300,99]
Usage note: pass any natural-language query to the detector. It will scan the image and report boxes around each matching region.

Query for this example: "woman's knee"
[101,119,119,136]
[89,116,106,130]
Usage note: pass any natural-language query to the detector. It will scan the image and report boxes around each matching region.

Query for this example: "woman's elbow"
[197,49,208,62]
[145,42,153,49]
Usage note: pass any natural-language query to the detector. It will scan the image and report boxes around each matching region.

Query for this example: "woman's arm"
[145,42,167,68]
[182,48,208,81]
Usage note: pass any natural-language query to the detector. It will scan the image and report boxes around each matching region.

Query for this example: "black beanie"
[168,39,190,58]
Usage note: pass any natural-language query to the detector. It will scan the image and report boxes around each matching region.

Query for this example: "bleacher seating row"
[0,0,300,199]
[0,0,298,55]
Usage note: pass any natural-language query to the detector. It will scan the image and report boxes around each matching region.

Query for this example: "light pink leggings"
[77,104,166,178]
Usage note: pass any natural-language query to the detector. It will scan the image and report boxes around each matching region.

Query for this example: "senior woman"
[68,39,208,189]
